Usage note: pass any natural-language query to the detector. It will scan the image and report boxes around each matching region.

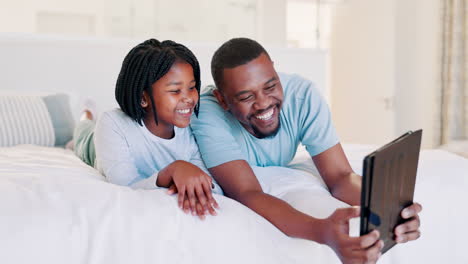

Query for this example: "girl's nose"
[182,96,194,104]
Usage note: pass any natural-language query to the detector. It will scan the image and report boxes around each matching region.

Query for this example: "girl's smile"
[142,61,199,139]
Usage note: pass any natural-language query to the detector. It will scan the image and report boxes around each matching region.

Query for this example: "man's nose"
[253,92,271,110]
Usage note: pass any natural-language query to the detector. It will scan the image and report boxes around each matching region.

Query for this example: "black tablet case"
[360,129,422,254]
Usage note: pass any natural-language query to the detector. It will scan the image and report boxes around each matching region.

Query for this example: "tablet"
[360,129,422,254]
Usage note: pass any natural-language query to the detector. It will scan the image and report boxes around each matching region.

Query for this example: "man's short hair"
[211,38,270,90]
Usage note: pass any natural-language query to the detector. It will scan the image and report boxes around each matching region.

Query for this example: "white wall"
[0,0,287,46]
[330,0,440,149]
[330,0,396,145]
[0,33,325,120]
[394,0,440,149]
[257,0,287,47]
[0,0,108,35]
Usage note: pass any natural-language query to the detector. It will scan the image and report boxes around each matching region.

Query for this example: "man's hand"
[320,207,384,264]
[394,202,422,243]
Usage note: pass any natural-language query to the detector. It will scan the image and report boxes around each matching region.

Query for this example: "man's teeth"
[176,109,191,114]
[255,109,274,120]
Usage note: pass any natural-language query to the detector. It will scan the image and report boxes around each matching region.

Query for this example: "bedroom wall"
[0,34,325,122]
[0,0,107,35]
[2,0,442,148]
[394,0,440,149]
[0,0,286,46]
[330,0,440,149]
[330,0,396,146]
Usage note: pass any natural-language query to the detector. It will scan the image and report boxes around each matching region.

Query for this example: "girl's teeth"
[177,109,190,114]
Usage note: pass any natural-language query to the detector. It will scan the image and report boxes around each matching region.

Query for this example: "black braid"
[115,39,202,126]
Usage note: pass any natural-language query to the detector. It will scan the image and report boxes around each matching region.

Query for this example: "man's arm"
[209,159,383,263]
[210,160,323,240]
[312,143,361,205]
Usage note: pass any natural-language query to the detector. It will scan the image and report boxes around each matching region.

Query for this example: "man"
[191,38,422,263]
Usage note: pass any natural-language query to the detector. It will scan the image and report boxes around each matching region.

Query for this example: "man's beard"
[251,117,281,139]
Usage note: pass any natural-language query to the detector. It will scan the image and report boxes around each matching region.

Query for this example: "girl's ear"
[141,91,149,107]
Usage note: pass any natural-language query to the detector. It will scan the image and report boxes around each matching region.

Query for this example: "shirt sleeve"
[94,112,160,189]
[190,93,245,168]
[297,79,340,156]
[129,172,159,190]
[188,133,210,175]
[187,127,224,195]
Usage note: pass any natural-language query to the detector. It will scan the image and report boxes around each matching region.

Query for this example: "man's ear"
[141,91,150,108]
[213,89,229,111]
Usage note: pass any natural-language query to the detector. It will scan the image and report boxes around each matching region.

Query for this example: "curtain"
[439,0,468,145]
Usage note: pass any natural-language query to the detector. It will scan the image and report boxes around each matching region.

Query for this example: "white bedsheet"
[1,144,467,263]
[345,145,468,264]
[0,146,296,264]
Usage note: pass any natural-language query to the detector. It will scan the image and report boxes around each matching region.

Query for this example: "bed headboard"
[0,33,326,119]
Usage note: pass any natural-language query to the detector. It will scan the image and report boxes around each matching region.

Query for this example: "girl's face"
[142,61,198,138]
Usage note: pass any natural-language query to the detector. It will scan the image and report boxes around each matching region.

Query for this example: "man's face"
[215,53,284,138]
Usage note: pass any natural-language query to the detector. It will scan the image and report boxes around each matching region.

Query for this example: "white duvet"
[1,145,467,264]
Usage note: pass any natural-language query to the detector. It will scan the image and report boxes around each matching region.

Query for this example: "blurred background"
[0,0,466,155]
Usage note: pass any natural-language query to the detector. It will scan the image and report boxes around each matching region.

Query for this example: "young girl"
[73,39,221,219]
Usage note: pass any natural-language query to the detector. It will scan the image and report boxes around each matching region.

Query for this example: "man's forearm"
[208,160,326,243]
[236,190,325,243]
[330,172,362,206]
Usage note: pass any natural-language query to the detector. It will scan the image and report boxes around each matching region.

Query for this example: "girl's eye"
[189,86,196,91]
[169,90,181,94]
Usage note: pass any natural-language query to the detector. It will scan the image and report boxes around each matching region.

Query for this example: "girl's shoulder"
[96,108,141,134]
[99,108,133,124]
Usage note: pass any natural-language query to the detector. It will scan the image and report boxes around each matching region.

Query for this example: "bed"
[1,33,467,263]
[1,144,467,264]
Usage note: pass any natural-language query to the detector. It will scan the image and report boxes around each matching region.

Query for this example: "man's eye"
[169,90,181,94]
[240,95,253,101]
[189,86,196,90]
[266,84,276,90]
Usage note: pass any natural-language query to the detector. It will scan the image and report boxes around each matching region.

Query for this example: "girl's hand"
[168,184,217,220]
[162,160,219,217]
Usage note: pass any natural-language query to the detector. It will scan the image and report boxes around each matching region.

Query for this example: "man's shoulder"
[279,73,319,105]
[197,85,229,118]
[199,86,220,107]
[200,85,217,99]
[192,86,240,135]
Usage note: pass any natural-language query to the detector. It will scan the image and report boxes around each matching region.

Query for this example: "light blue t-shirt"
[94,109,223,194]
[190,73,339,168]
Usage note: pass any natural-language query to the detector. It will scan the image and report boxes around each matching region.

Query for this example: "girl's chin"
[174,122,190,128]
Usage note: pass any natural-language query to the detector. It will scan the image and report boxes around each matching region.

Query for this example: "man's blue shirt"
[191,73,339,168]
